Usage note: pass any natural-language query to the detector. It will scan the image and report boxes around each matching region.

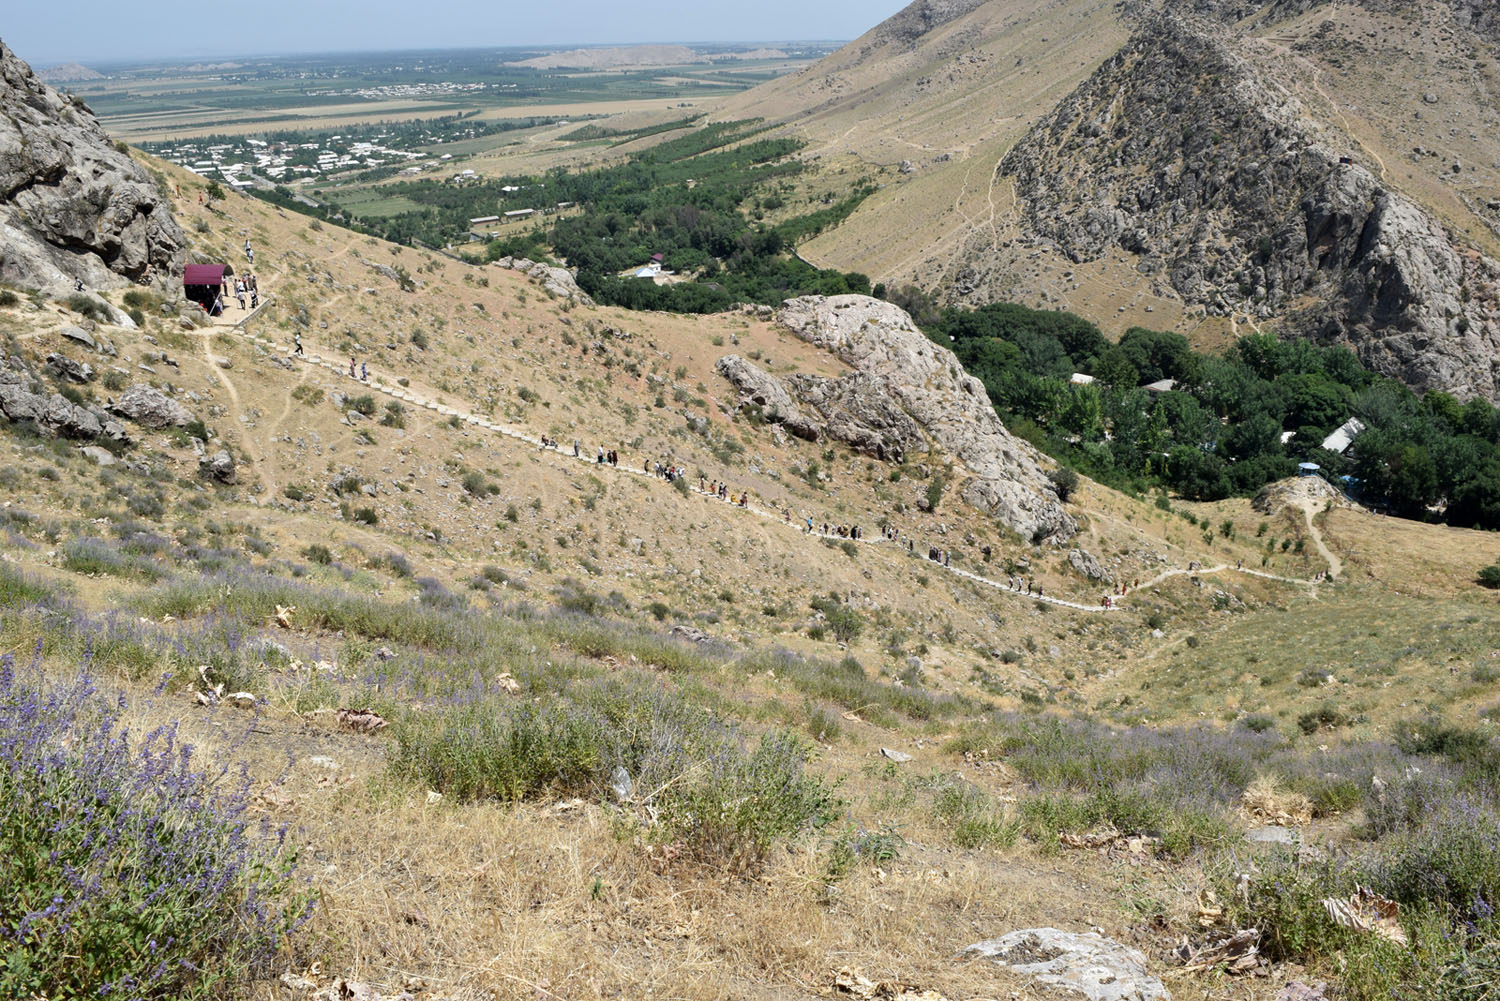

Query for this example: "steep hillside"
[7,42,1500,1001]
[727,0,1500,399]
[997,11,1500,399]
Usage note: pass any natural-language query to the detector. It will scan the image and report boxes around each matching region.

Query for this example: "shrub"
[809,593,863,644]
[61,537,164,581]
[0,290,18,308]
[1297,703,1349,734]
[65,293,110,323]
[390,679,836,866]
[1048,466,1080,502]
[0,662,311,999]
[924,473,947,511]
[345,394,377,417]
[461,471,498,497]
[301,543,334,565]
[350,506,378,526]
[282,484,309,502]
[374,551,414,578]
[410,330,428,350]
[1239,713,1277,734]
[1478,564,1500,589]
[380,402,406,428]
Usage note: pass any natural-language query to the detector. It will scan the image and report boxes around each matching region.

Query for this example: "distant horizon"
[25,40,851,75]
[5,0,906,66]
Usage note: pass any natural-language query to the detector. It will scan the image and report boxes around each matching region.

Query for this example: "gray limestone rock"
[997,12,1500,402]
[109,384,194,428]
[60,326,97,351]
[965,928,1170,1001]
[1068,548,1114,583]
[777,295,1076,543]
[46,352,93,383]
[494,257,595,306]
[80,445,115,466]
[0,381,104,438]
[199,449,236,484]
[0,41,186,291]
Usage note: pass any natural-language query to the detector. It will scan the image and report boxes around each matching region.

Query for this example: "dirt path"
[1291,495,1343,577]
[229,325,1342,615]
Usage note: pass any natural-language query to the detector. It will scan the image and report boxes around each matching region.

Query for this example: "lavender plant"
[0,655,312,999]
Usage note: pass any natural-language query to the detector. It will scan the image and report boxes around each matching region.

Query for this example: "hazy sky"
[6,1,912,65]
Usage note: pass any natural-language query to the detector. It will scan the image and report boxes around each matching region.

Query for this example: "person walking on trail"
[573,440,580,458]
[597,446,605,464]
[360,362,367,382]
[350,358,357,378]
[294,332,303,356]
[235,279,246,310]
[244,239,252,261]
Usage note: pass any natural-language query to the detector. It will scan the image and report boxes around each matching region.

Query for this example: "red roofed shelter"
[183,263,230,313]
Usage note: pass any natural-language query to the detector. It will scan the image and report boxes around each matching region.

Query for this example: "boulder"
[199,449,236,484]
[778,295,1076,543]
[670,624,710,644]
[0,41,186,291]
[0,381,105,438]
[1068,548,1114,583]
[60,326,97,351]
[965,929,1169,1001]
[80,445,115,466]
[109,384,194,428]
[46,352,94,383]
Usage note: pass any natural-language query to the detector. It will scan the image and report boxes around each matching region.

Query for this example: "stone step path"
[234,328,1322,615]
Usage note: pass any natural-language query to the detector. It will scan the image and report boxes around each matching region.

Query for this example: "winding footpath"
[227,323,1332,615]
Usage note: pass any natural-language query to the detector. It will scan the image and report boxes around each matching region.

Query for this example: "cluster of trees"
[478,123,876,311]
[294,120,874,308]
[914,295,1500,529]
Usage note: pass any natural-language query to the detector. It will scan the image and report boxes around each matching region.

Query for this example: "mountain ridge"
[726,0,1500,400]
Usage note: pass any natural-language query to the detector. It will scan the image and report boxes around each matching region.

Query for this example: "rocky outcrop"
[999,13,1500,401]
[494,257,595,306]
[1068,548,1114,584]
[0,41,186,292]
[108,384,194,428]
[199,449,236,484]
[785,371,925,460]
[714,355,821,441]
[771,295,1077,543]
[0,371,128,443]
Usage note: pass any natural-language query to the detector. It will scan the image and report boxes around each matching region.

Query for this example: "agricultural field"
[73,44,836,142]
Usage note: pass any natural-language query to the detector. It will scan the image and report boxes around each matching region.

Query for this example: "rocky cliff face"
[999,13,1500,401]
[0,40,186,292]
[716,295,1077,543]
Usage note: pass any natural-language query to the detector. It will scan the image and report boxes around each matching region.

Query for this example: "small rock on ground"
[965,928,1169,1001]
